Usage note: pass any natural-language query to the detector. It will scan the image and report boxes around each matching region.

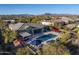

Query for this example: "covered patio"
[24,23,50,35]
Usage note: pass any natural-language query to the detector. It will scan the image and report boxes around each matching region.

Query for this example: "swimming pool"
[30,34,57,46]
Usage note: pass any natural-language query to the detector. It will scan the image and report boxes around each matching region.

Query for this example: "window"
[34,29,42,34]
[24,37,29,40]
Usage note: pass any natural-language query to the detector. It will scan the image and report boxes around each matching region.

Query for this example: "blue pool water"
[30,34,57,46]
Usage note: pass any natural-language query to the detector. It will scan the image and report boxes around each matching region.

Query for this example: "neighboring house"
[61,17,70,24]
[3,20,15,24]
[56,17,75,24]
[41,17,73,26]
[41,21,52,26]
[76,18,79,22]
[75,18,79,24]
[66,24,77,30]
[41,19,54,26]
[54,20,66,26]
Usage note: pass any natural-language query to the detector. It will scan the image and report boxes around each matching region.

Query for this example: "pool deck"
[26,31,60,48]
[43,31,60,35]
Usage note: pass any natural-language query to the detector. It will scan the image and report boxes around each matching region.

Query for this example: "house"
[41,21,52,26]
[75,18,79,24]
[61,17,72,23]
[9,23,49,33]
[54,20,66,27]
[3,20,15,24]
[41,19,54,26]
[76,18,79,21]
[9,23,50,40]
[66,24,77,30]
[41,17,72,26]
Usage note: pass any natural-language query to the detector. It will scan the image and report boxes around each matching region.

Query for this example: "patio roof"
[25,23,45,29]
[19,32,31,38]
[19,23,46,30]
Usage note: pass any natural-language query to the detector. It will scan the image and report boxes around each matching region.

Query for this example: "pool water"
[30,34,57,46]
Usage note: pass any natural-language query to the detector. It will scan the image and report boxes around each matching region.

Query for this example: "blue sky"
[0,4,79,15]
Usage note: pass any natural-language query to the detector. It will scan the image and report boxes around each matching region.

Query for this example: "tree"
[40,43,70,55]
[3,28,17,44]
[59,31,71,44]
[74,28,79,39]
[16,46,31,55]
[77,30,79,39]
[0,20,5,29]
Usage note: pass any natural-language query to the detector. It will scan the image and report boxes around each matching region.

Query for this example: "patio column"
[42,28,44,33]
[32,29,34,35]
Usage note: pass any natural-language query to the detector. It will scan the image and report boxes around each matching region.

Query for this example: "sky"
[0,4,79,15]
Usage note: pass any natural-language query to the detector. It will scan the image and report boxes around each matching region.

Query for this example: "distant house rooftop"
[76,18,79,21]
[66,24,77,30]
[3,20,15,23]
[3,20,15,21]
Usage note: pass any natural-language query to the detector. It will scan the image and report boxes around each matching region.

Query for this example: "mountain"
[0,13,79,16]
[13,14,34,16]
[0,14,34,16]
[40,13,78,16]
